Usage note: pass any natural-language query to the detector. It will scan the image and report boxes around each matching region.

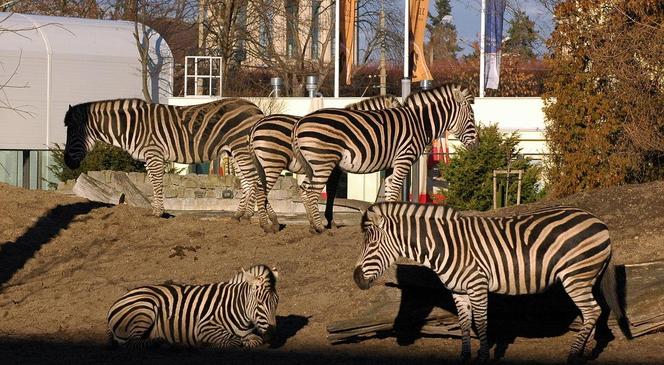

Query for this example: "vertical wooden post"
[22,150,30,189]
[492,170,497,210]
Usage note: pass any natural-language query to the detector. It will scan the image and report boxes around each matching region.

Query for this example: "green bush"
[49,143,145,185]
[439,125,544,211]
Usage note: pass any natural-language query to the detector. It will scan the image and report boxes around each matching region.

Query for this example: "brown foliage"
[543,0,664,198]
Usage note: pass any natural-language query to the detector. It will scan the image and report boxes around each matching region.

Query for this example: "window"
[259,0,273,49]
[286,0,299,58]
[311,0,321,58]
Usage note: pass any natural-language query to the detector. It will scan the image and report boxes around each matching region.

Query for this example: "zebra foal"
[293,84,478,233]
[64,98,264,218]
[107,265,279,348]
[250,95,400,233]
[354,202,624,363]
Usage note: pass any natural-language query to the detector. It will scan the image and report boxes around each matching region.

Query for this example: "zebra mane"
[64,99,152,127]
[404,84,473,109]
[362,202,459,230]
[228,264,278,288]
[344,95,401,110]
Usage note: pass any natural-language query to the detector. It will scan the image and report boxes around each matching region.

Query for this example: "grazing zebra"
[250,95,401,233]
[63,98,264,218]
[107,265,279,348]
[354,202,623,363]
[293,84,477,233]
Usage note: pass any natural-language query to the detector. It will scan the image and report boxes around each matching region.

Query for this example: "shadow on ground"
[339,265,624,362]
[0,201,109,288]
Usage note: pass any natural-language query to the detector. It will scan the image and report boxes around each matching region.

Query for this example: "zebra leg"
[256,165,283,233]
[145,153,166,217]
[468,283,490,362]
[231,150,259,221]
[324,167,342,229]
[300,165,335,234]
[241,333,264,348]
[563,279,602,364]
[384,161,415,202]
[452,293,473,363]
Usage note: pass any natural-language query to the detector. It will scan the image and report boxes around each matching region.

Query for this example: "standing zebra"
[250,95,401,233]
[63,98,264,218]
[107,265,279,348]
[354,202,624,363]
[293,84,478,233]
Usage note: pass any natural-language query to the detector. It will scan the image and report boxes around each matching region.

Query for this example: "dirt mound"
[0,182,663,364]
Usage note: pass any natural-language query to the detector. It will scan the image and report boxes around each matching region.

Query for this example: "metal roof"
[0,12,174,150]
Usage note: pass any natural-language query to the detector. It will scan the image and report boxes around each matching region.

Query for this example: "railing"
[183,56,223,97]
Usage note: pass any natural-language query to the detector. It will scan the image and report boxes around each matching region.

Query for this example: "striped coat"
[354,202,623,363]
[107,265,278,348]
[293,85,478,233]
[249,95,400,233]
[63,98,264,218]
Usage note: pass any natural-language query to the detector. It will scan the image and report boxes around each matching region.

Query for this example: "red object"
[321,191,327,199]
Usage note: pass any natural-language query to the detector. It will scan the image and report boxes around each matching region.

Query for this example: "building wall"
[0,13,174,189]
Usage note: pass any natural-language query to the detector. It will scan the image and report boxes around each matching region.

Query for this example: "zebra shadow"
[0,201,109,289]
[269,314,310,348]
[391,264,612,361]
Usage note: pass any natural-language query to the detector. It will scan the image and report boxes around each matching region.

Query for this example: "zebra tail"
[252,152,269,211]
[600,261,632,339]
[292,132,314,182]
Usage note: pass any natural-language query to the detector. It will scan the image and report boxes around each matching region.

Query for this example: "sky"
[437,0,554,55]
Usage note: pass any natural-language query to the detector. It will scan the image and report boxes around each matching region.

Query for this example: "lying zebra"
[64,98,264,218]
[107,265,279,348]
[354,202,625,363]
[250,95,401,233]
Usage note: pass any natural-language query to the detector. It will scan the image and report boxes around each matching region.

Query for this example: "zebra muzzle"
[353,266,372,290]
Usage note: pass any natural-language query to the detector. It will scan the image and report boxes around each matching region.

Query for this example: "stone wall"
[58,170,317,213]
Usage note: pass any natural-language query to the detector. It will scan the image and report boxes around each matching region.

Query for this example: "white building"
[0,12,173,189]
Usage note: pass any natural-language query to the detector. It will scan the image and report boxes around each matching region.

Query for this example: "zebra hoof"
[566,354,586,365]
[309,226,325,234]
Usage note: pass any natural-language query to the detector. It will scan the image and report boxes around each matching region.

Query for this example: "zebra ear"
[366,209,383,226]
[242,270,261,286]
[271,267,279,279]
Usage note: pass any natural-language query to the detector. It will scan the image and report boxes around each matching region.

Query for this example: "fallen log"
[109,172,151,208]
[73,173,124,205]
[621,260,664,337]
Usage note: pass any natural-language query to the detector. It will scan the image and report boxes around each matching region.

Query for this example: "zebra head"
[354,204,400,290]
[241,265,279,342]
[63,103,94,169]
[448,86,478,149]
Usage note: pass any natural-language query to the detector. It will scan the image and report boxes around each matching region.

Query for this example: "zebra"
[107,264,279,349]
[292,84,478,233]
[250,95,401,233]
[354,202,624,363]
[63,98,264,218]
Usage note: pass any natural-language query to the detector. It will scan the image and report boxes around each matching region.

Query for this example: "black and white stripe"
[292,84,477,233]
[107,265,279,348]
[63,98,264,218]
[250,95,401,233]
[354,202,623,363]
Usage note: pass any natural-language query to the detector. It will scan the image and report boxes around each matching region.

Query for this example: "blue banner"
[484,0,506,89]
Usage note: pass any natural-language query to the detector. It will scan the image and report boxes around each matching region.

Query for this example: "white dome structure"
[0,12,173,188]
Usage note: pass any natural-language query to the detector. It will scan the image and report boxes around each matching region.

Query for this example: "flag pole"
[334,0,340,97]
[403,0,409,79]
[479,0,486,98]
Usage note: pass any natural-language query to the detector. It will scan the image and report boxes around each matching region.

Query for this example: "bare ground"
[0,181,663,365]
